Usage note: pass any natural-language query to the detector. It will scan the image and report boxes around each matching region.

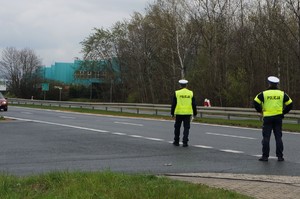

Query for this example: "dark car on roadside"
[0,92,8,111]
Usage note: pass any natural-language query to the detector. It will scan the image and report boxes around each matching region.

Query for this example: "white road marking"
[143,137,164,141]
[194,145,213,149]
[6,116,259,158]
[206,132,257,140]
[6,117,109,133]
[12,106,298,135]
[129,135,143,138]
[220,149,244,154]
[112,132,127,136]
[59,116,75,119]
[195,122,262,131]
[168,141,185,144]
[112,132,164,141]
[114,121,144,126]
[253,155,277,159]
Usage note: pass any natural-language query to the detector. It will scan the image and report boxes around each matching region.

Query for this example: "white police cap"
[268,76,280,84]
[178,79,188,84]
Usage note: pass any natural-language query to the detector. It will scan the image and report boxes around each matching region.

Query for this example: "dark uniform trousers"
[262,115,283,158]
[174,115,191,144]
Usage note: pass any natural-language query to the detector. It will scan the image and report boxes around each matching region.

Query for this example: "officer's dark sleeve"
[253,92,263,113]
[192,97,197,116]
[283,93,293,115]
[171,93,176,116]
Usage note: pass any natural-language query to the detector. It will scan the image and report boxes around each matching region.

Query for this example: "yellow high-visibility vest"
[254,90,292,117]
[174,88,193,115]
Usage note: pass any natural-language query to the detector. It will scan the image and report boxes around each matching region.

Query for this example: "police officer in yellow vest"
[254,76,293,162]
[171,79,197,147]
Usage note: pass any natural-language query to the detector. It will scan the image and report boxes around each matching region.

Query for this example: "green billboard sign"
[42,83,49,91]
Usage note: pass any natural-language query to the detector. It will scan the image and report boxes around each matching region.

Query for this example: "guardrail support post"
[137,108,139,114]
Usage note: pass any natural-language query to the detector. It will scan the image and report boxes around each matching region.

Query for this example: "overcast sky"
[0,0,151,66]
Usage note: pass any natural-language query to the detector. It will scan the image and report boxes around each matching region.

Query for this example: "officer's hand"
[171,114,174,118]
[190,116,194,122]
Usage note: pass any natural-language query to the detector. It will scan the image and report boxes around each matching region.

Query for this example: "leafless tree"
[0,47,42,97]
[79,0,300,107]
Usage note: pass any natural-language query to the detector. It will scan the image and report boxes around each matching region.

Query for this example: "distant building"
[41,59,120,86]
[42,62,76,84]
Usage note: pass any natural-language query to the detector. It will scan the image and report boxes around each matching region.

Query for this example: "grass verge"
[0,171,251,199]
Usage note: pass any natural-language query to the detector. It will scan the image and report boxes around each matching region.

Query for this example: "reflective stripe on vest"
[174,88,193,115]
[262,90,284,117]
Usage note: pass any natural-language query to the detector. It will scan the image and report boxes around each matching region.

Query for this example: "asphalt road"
[1,106,300,176]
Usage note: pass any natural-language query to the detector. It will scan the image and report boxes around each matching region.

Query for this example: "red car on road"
[0,92,8,111]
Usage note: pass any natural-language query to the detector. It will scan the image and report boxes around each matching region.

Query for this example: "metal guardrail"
[8,98,300,124]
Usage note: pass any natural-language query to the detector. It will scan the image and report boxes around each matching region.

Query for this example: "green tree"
[80,28,121,102]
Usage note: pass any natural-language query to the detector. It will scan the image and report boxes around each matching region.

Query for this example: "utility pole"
[54,86,62,101]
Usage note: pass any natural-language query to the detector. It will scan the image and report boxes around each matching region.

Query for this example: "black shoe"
[173,142,179,146]
[259,156,268,162]
[278,157,284,162]
[182,143,188,147]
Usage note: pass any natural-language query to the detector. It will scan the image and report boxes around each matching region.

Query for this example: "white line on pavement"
[129,135,143,138]
[6,116,257,157]
[59,116,75,119]
[112,132,127,136]
[114,121,144,126]
[206,132,257,140]
[253,155,277,159]
[194,145,214,149]
[6,117,109,133]
[220,149,244,154]
[143,137,165,141]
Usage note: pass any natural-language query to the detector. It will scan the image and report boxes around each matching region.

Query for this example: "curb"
[164,173,300,199]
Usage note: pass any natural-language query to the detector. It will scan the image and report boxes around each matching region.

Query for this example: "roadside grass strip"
[0,171,251,199]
